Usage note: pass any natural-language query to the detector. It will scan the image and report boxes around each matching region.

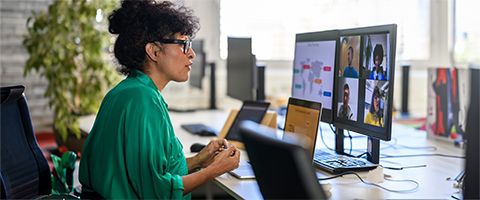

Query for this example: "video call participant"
[338,83,354,120]
[364,86,384,127]
[369,44,387,80]
[79,1,240,199]
[342,46,359,78]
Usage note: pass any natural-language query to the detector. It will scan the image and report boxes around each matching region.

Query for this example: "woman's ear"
[145,43,160,62]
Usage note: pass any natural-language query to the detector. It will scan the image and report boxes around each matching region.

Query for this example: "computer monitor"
[189,40,206,89]
[334,24,396,142]
[227,37,257,101]
[292,30,339,123]
[332,24,396,164]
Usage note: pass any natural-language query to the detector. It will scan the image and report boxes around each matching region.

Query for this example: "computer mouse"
[190,143,206,153]
[198,129,217,137]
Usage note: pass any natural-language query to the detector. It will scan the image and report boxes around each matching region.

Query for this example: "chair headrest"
[1,85,25,104]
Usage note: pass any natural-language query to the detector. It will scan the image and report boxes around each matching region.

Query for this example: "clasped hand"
[194,138,240,176]
[196,138,237,167]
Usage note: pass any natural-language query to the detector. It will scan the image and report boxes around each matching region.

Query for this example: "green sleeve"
[123,94,184,199]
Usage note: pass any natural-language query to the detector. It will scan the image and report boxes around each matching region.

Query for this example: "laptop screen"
[225,101,270,141]
[284,97,322,158]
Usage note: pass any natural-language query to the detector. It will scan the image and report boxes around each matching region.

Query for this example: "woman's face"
[373,94,380,112]
[374,55,382,67]
[156,33,196,82]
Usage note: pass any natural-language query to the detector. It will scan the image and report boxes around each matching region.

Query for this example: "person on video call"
[342,46,359,78]
[79,1,240,199]
[368,44,387,80]
[365,86,384,127]
[338,83,354,120]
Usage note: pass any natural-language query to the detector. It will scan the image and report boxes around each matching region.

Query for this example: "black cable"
[381,153,465,159]
[319,125,334,151]
[355,152,368,158]
[329,123,336,134]
[318,171,419,193]
[347,130,353,155]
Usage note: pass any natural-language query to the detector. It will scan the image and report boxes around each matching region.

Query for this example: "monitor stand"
[208,62,217,110]
[335,128,380,164]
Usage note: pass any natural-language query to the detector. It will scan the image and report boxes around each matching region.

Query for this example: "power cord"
[381,153,465,159]
[319,125,334,151]
[347,130,353,155]
[382,138,438,151]
[318,171,419,193]
[381,164,427,170]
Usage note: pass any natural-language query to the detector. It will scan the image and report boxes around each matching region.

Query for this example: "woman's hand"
[204,145,241,177]
[195,138,229,168]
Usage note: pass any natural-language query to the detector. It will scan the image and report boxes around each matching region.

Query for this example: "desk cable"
[319,125,334,151]
[318,171,419,193]
[327,124,437,152]
[381,153,465,159]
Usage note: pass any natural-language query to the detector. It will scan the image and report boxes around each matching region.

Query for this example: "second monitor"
[227,37,265,101]
[292,30,339,123]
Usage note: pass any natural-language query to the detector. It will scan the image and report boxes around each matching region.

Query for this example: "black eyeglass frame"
[155,39,192,54]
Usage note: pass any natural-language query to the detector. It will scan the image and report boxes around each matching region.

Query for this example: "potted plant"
[23,0,120,153]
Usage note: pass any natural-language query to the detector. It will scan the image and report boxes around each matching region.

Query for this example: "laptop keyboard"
[314,151,378,174]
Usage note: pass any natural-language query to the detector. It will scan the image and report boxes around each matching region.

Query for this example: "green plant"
[23,0,120,141]
[51,152,77,195]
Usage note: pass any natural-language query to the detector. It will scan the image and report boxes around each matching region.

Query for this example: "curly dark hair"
[108,0,200,75]
[373,44,384,64]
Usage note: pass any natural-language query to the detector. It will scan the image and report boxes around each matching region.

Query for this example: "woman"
[78,1,240,199]
[364,86,383,127]
[368,44,387,81]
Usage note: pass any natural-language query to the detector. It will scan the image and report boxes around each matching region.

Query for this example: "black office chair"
[239,121,327,199]
[0,85,52,198]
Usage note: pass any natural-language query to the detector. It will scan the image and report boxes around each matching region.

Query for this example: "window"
[453,0,480,64]
[220,0,430,61]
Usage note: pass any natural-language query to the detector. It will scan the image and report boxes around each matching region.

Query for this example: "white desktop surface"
[79,110,464,200]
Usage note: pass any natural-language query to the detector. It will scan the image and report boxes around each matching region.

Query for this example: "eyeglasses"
[156,39,192,54]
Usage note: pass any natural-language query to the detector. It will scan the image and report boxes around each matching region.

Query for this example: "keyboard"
[181,123,217,136]
[313,151,378,174]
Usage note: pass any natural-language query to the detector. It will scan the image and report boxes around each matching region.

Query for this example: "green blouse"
[79,70,189,199]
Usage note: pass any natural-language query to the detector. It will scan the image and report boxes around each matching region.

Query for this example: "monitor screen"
[227,37,257,101]
[189,40,206,89]
[292,30,338,123]
[334,24,397,141]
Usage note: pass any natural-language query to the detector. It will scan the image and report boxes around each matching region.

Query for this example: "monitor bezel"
[333,24,397,141]
[292,30,340,123]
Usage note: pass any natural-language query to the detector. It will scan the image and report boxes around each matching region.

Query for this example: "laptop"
[283,97,323,159]
[230,97,321,179]
[227,101,270,179]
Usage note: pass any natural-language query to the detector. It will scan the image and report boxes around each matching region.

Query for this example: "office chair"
[0,85,51,198]
[239,121,327,199]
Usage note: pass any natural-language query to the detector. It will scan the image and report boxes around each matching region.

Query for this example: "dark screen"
[227,37,256,101]
[226,101,270,141]
[189,40,206,89]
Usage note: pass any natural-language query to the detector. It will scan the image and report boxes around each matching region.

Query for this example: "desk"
[79,110,465,199]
